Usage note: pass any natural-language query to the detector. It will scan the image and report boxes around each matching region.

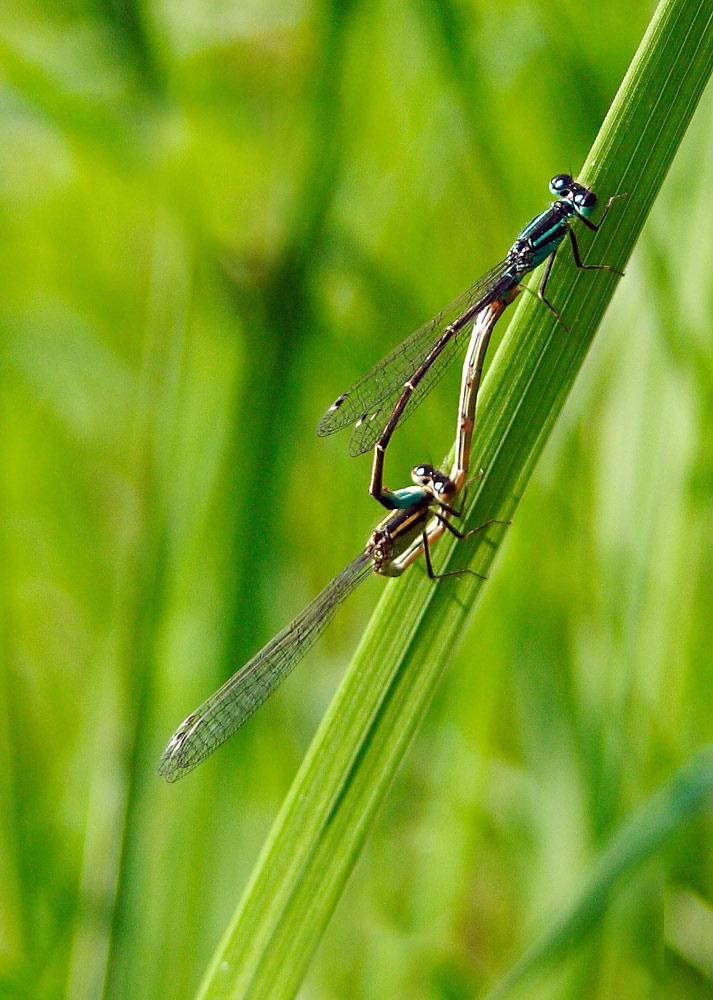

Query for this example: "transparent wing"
[347,329,463,456]
[158,551,373,782]
[317,260,514,448]
[348,280,521,456]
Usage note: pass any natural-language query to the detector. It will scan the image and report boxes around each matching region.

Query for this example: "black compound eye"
[549,173,573,194]
[575,190,596,209]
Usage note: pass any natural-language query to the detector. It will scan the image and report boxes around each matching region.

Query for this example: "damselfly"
[158,296,513,781]
[318,174,624,507]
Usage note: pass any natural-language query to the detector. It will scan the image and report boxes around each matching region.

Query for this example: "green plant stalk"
[197,1,713,997]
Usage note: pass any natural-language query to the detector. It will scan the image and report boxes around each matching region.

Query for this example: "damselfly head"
[550,174,597,217]
[411,463,456,503]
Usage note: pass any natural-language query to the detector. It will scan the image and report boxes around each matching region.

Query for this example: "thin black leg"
[422,527,486,581]
[568,228,625,277]
[537,252,568,332]
[461,516,512,540]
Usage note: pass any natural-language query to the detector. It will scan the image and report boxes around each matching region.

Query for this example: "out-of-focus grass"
[1,2,712,999]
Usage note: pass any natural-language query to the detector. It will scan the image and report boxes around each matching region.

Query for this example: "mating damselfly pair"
[159,174,624,781]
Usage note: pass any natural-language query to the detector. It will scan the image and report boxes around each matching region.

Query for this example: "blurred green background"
[2,0,713,997]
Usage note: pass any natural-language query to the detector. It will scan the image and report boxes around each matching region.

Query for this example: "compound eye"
[435,475,455,497]
[575,190,596,209]
[549,173,573,195]
[412,465,427,478]
[574,189,597,217]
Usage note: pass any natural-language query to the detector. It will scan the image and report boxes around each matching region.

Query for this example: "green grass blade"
[483,748,713,999]
[197,1,713,997]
